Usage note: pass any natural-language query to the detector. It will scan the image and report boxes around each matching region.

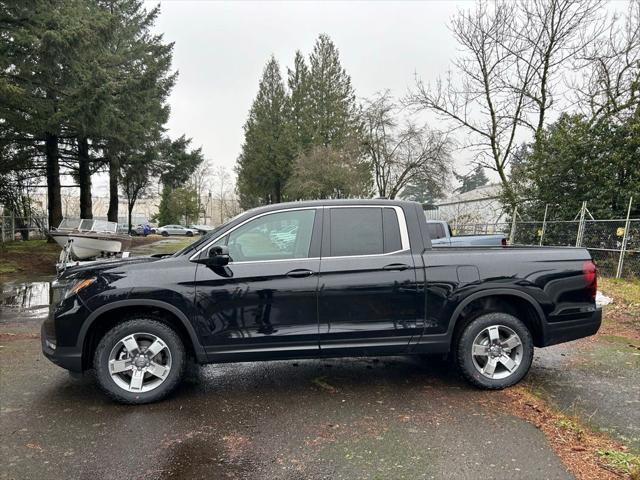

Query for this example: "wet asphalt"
[0,277,574,479]
[529,336,640,450]
[0,241,632,479]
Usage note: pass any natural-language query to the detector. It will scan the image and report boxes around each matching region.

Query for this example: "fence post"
[1,216,4,243]
[10,211,15,242]
[576,201,587,247]
[539,204,549,246]
[616,197,633,279]
[509,206,518,245]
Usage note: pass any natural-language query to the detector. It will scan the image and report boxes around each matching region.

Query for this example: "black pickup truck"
[43,199,601,404]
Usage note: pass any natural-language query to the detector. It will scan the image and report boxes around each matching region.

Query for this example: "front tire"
[161,231,169,237]
[455,312,533,390]
[94,318,186,404]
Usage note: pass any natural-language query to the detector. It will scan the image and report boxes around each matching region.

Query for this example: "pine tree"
[306,34,360,148]
[454,165,489,193]
[287,51,312,153]
[236,57,293,208]
[0,0,98,228]
[96,0,176,222]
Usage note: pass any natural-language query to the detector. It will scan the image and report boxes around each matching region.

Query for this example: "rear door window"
[330,207,404,257]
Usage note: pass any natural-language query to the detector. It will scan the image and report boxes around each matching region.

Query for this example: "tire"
[455,312,533,390]
[186,231,193,237]
[94,318,186,404]
[161,231,169,237]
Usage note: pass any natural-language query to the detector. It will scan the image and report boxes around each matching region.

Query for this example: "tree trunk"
[107,153,119,222]
[45,133,62,230]
[273,180,281,203]
[128,201,133,234]
[77,137,93,219]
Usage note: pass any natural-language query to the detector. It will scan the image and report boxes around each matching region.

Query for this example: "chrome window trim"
[190,204,411,263]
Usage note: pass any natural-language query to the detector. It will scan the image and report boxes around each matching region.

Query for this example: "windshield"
[172,211,246,257]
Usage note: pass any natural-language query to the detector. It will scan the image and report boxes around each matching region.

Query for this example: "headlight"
[52,277,97,300]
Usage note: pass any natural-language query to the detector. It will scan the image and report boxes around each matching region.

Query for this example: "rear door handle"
[286,269,315,278]
[383,263,410,271]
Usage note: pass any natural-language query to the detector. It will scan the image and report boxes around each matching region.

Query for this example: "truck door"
[316,206,421,355]
[193,207,323,360]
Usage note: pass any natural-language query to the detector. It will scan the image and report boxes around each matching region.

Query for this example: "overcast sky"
[114,0,463,193]
[93,0,625,196]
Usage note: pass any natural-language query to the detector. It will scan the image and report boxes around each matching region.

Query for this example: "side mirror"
[207,245,230,267]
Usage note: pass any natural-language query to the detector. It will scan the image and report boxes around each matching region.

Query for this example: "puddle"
[0,280,51,323]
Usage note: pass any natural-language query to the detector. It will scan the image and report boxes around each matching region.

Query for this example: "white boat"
[49,219,132,260]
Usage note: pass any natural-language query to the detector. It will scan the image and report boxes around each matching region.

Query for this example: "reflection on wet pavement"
[0,279,51,323]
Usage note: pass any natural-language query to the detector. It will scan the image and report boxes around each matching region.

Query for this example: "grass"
[600,277,640,305]
[0,239,61,279]
[596,449,640,479]
[598,276,640,338]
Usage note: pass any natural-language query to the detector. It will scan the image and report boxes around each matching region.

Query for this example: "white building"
[424,184,506,226]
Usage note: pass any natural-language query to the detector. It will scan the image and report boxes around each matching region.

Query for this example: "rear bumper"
[541,307,602,347]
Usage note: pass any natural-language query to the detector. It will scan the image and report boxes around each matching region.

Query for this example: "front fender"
[77,298,207,363]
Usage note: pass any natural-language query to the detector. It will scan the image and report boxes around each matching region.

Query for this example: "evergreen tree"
[0,0,98,228]
[287,51,312,153]
[306,34,360,148]
[236,57,293,208]
[454,165,489,194]
[96,0,176,222]
[509,111,640,219]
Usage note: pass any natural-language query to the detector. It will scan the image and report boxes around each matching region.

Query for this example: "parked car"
[187,224,215,235]
[132,224,150,236]
[43,199,600,404]
[426,219,507,246]
[155,225,197,237]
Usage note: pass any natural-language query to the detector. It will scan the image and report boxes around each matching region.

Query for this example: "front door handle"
[383,263,410,271]
[286,269,315,278]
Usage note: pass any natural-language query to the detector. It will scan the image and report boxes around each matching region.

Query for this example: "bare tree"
[406,0,605,204]
[516,0,604,141]
[189,159,214,223]
[211,165,235,224]
[363,91,451,200]
[285,142,372,200]
[575,1,640,123]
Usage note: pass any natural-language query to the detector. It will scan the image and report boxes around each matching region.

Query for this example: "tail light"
[501,238,508,246]
[583,260,597,301]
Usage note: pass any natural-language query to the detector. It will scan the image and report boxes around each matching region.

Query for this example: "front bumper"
[542,307,602,347]
[41,322,83,372]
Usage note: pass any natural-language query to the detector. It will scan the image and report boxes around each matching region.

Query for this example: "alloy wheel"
[471,325,523,380]
[108,332,172,393]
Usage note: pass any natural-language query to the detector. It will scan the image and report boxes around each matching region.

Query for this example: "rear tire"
[455,312,533,390]
[162,231,169,237]
[94,318,186,404]
[186,231,193,237]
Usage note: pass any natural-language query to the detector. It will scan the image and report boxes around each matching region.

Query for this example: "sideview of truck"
[43,199,601,404]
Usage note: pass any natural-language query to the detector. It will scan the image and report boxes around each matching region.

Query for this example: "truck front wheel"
[455,312,533,389]
[94,318,186,404]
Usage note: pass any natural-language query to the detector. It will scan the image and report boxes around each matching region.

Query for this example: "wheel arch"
[79,299,207,371]
[448,289,546,347]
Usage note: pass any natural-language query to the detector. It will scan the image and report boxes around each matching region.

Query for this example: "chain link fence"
[452,217,639,279]
[1,215,49,242]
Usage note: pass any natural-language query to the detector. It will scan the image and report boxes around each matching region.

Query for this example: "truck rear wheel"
[94,318,186,404]
[455,312,533,389]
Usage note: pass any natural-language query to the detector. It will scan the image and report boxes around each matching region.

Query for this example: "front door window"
[222,209,316,262]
